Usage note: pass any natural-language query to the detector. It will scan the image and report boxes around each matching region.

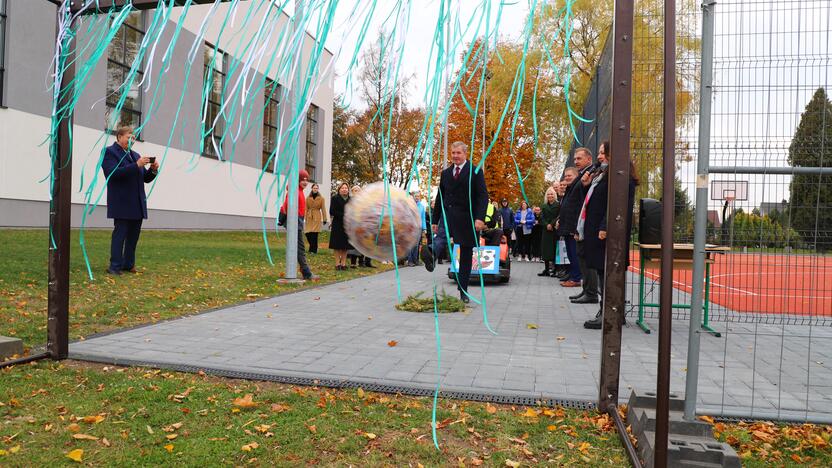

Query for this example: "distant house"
[759,201,788,217]
[707,210,721,229]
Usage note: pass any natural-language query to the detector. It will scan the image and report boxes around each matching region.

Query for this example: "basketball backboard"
[711,180,749,201]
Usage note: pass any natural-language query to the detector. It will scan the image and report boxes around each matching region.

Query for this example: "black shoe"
[572,296,599,304]
[569,292,584,300]
[556,271,570,280]
[421,248,435,272]
[459,291,470,304]
[106,268,122,276]
[583,310,603,329]
[537,270,551,277]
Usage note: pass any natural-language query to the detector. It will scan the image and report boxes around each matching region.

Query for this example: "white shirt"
[453,161,467,175]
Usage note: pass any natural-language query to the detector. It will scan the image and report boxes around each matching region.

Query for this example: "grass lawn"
[0,230,390,349]
[0,361,628,466]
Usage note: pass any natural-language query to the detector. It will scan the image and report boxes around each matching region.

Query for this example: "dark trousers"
[456,243,475,293]
[110,218,143,271]
[516,229,532,257]
[564,236,582,282]
[297,219,312,278]
[305,232,319,253]
[577,241,599,299]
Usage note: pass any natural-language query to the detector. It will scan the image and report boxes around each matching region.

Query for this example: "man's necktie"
[453,166,460,180]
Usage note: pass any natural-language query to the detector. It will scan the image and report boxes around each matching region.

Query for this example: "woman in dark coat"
[582,141,639,329]
[538,187,560,276]
[329,182,352,270]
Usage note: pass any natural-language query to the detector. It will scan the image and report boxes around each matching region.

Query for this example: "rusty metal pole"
[654,0,677,465]
[598,0,635,411]
[47,9,74,360]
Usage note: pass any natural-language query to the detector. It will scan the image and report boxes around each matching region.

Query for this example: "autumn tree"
[341,33,437,190]
[330,97,363,192]
[535,0,700,200]
[446,39,560,205]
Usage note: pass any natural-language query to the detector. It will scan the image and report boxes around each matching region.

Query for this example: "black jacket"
[432,162,489,247]
[556,177,585,236]
[584,174,637,271]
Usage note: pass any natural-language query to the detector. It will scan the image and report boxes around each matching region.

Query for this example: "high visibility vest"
[484,203,498,228]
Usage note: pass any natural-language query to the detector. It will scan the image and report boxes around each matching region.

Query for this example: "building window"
[305,104,318,181]
[202,43,227,159]
[106,12,144,131]
[262,79,281,172]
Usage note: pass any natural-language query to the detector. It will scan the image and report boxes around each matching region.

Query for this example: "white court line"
[632,267,831,299]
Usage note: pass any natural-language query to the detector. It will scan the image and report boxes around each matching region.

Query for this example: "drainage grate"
[70,354,596,409]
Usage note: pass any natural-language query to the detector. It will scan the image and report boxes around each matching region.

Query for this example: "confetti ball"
[344,182,422,262]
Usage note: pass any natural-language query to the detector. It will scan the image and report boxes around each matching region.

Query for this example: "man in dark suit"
[428,141,489,303]
[101,126,158,275]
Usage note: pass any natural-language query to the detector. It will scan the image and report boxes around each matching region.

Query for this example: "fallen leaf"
[471,458,484,466]
[698,415,715,424]
[526,323,538,329]
[505,460,520,467]
[365,432,377,440]
[547,425,557,431]
[357,388,365,399]
[387,340,398,347]
[233,394,258,408]
[82,415,105,424]
[146,425,154,435]
[486,403,497,414]
[521,408,539,418]
[8,446,20,454]
[67,423,81,433]
[101,438,111,447]
[270,403,290,413]
[164,444,174,453]
[65,449,84,462]
[72,434,99,441]
[241,442,259,452]
[254,424,272,433]
[166,434,177,440]
[308,425,317,434]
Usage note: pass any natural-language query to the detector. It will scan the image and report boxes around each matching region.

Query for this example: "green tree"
[788,87,832,251]
[673,178,695,241]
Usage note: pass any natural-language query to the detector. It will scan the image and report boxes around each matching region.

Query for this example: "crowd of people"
[101,125,636,325]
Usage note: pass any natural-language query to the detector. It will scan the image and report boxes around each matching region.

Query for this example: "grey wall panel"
[0,198,277,230]
[5,0,55,117]
[140,23,202,154]
[72,14,108,132]
[222,56,263,170]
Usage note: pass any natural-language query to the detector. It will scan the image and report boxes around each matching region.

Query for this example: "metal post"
[655,0,677,465]
[47,11,74,360]
[284,0,305,281]
[685,0,716,408]
[598,0,634,411]
[684,0,718,424]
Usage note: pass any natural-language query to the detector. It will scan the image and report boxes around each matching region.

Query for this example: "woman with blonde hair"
[304,183,328,254]
[538,186,561,276]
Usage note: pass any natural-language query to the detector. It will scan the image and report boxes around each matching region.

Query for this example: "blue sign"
[449,245,501,275]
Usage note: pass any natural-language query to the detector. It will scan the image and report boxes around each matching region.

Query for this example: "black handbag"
[278,211,287,227]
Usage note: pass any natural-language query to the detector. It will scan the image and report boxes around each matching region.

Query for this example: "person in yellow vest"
[481,198,503,246]
[304,183,328,254]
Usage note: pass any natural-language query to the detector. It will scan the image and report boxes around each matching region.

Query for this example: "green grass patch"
[0,361,627,466]
[0,230,391,349]
[395,290,467,313]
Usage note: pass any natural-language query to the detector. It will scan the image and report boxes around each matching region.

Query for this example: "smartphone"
[148,157,156,164]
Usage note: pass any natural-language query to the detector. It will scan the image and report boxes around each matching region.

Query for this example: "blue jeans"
[110,218,143,271]
[564,236,582,282]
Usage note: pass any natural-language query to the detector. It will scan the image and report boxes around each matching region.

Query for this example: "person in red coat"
[101,126,158,275]
[280,169,317,280]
